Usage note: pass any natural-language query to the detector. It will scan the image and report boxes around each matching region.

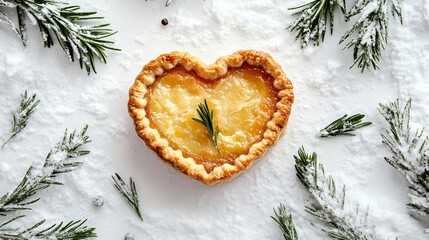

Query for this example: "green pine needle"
[192,99,220,152]
[288,0,346,48]
[317,114,372,137]
[271,204,299,240]
[112,173,143,221]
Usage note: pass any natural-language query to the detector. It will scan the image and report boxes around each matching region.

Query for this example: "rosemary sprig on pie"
[192,99,220,151]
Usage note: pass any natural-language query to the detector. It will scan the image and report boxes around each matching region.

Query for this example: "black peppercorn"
[161,18,168,26]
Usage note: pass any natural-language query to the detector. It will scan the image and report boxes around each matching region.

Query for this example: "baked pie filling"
[145,65,279,172]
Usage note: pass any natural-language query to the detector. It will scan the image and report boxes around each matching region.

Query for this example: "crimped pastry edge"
[128,50,294,185]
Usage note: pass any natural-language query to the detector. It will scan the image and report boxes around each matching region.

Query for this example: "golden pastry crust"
[128,50,294,184]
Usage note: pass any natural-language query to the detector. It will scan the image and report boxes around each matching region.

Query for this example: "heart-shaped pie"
[128,50,294,184]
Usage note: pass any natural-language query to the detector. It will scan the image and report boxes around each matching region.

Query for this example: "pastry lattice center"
[146,65,279,172]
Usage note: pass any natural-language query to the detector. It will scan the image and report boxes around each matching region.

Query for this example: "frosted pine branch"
[271,204,299,240]
[2,90,40,148]
[379,99,429,216]
[340,0,403,72]
[0,0,120,74]
[294,146,379,239]
[288,0,346,48]
[112,173,143,221]
[0,216,96,239]
[0,125,91,216]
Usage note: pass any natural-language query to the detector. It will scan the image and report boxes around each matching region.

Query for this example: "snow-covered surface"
[0,0,428,239]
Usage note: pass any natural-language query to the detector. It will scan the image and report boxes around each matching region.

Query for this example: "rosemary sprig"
[0,0,120,74]
[0,216,96,239]
[112,173,143,221]
[0,126,91,216]
[294,146,379,239]
[288,0,346,48]
[317,114,372,137]
[271,204,299,240]
[379,98,429,216]
[2,90,40,148]
[192,99,220,151]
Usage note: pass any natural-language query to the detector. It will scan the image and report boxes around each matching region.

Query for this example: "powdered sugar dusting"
[0,0,428,239]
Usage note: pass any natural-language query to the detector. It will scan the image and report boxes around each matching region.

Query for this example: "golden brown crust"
[128,50,294,185]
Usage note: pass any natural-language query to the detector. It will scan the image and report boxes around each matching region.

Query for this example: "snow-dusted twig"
[0,215,96,239]
[271,204,299,240]
[0,125,91,216]
[379,98,429,217]
[294,146,381,239]
[287,0,346,48]
[0,0,120,74]
[340,0,403,72]
[317,113,372,138]
[2,90,40,148]
[112,173,143,221]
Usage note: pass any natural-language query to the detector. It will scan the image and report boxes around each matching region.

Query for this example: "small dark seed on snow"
[161,18,169,25]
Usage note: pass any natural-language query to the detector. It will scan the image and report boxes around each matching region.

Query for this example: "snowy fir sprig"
[379,98,429,217]
[340,0,403,72]
[288,0,404,72]
[317,114,372,138]
[112,173,144,221]
[271,204,298,240]
[0,215,96,240]
[0,126,91,216]
[294,146,380,239]
[0,0,119,74]
[2,90,40,148]
[287,0,346,48]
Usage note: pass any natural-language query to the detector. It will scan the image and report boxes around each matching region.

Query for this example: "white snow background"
[0,0,428,239]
